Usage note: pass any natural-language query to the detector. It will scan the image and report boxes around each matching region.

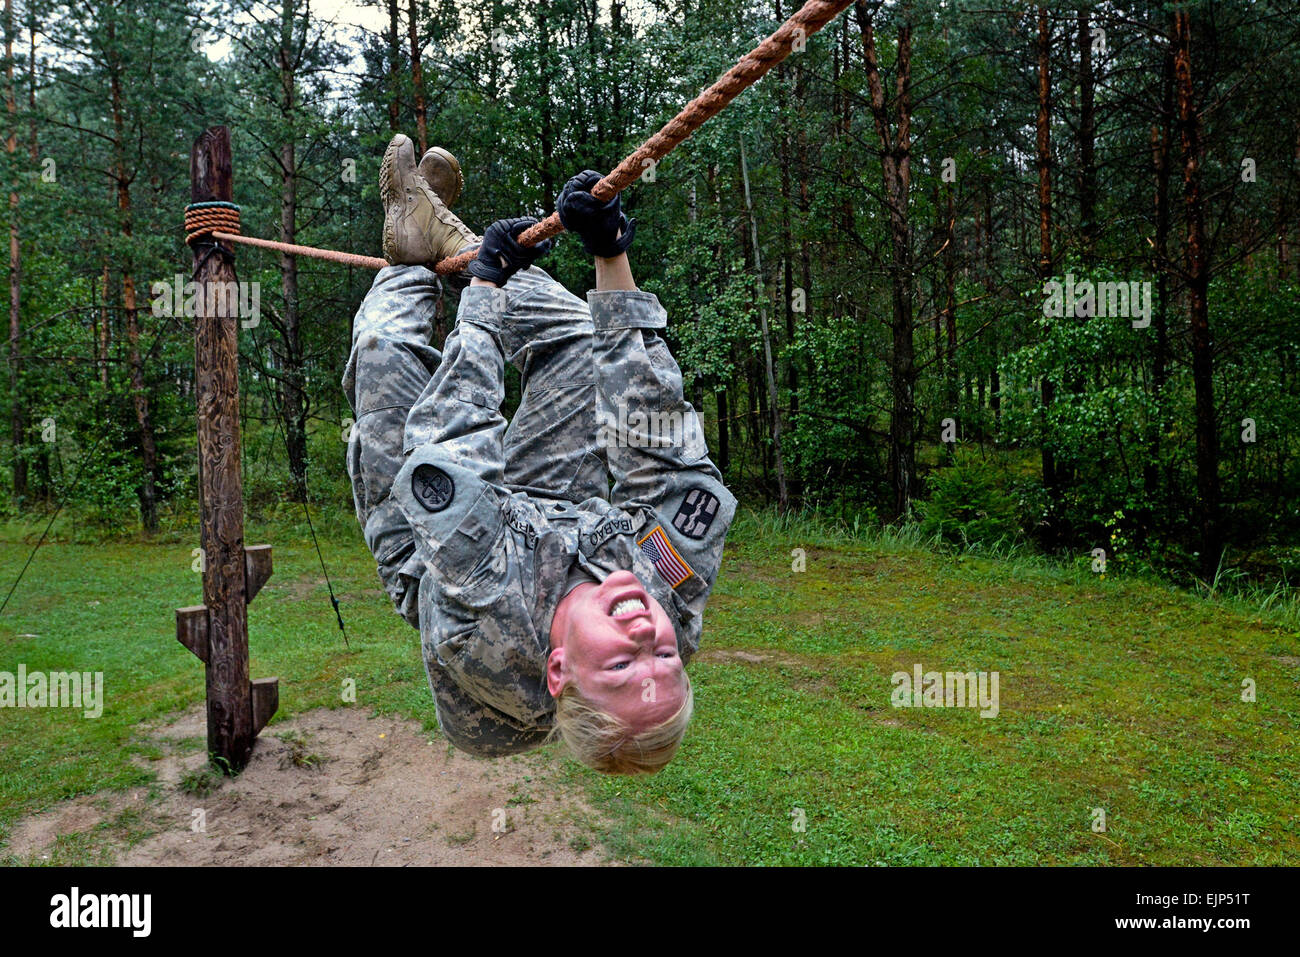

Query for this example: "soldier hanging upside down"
[342,134,736,774]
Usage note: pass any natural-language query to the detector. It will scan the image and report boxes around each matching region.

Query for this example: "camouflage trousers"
[342,263,607,629]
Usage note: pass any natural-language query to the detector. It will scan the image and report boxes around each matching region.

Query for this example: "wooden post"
[178,126,277,773]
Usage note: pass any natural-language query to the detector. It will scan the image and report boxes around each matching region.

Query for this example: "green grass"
[0,516,446,861]
[565,510,1300,865]
[1,508,1297,865]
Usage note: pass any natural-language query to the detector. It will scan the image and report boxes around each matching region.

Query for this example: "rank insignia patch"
[673,487,720,540]
[412,464,454,513]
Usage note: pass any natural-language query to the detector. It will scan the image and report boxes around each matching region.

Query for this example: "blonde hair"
[548,671,694,775]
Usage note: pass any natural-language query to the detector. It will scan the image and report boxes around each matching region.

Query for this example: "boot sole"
[419,147,464,208]
[379,132,413,263]
[379,135,410,263]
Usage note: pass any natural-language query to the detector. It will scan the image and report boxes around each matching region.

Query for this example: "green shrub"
[919,450,1022,547]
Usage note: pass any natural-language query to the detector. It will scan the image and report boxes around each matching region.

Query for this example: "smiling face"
[547,569,686,731]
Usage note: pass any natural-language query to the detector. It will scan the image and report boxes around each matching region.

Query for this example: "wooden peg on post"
[177,126,278,773]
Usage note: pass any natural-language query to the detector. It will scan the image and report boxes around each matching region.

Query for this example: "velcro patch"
[637,525,694,589]
[507,508,538,549]
[673,487,721,540]
[588,514,637,549]
[412,464,455,512]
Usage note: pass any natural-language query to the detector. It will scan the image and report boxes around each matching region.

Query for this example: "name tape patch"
[507,508,538,549]
[588,514,636,549]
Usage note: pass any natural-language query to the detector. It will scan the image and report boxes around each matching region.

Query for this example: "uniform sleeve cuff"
[587,290,667,331]
[457,284,509,332]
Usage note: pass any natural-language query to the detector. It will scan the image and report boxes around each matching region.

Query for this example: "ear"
[546,649,568,698]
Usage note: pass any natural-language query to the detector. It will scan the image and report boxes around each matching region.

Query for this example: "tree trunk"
[279,1,307,502]
[387,0,401,133]
[794,36,813,412]
[610,0,625,137]
[1151,35,1174,397]
[110,20,158,533]
[5,0,24,501]
[838,12,854,239]
[1036,5,1059,542]
[716,388,730,476]
[795,65,812,359]
[1174,9,1221,575]
[687,179,704,415]
[408,0,427,153]
[856,0,917,519]
[1145,32,1175,512]
[98,261,111,390]
[943,180,958,414]
[776,1,799,423]
[740,135,788,510]
[707,161,730,478]
[191,126,257,771]
[537,1,555,206]
[1077,9,1097,257]
[990,362,1001,431]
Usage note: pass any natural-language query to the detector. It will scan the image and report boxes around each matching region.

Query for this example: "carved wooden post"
[178,126,277,773]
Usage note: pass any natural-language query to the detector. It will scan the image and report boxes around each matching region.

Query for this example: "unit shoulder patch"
[672,487,721,539]
[412,464,455,513]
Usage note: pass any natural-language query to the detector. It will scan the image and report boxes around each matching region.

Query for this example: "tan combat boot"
[418,147,464,209]
[380,133,479,267]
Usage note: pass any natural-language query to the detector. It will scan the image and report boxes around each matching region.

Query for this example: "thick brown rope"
[185,204,241,245]
[212,230,389,270]
[437,0,854,275]
[184,0,854,274]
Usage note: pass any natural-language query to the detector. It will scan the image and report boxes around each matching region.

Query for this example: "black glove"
[556,170,636,258]
[466,217,553,285]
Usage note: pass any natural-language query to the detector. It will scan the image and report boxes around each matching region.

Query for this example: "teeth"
[611,598,646,617]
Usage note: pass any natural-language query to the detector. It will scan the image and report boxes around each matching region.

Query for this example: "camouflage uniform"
[343,263,736,757]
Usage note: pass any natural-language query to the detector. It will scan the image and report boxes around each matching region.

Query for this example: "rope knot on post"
[184,200,242,246]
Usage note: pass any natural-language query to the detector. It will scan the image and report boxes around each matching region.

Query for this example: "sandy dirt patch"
[7,706,619,866]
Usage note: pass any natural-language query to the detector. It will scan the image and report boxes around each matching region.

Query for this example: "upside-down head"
[547,569,692,774]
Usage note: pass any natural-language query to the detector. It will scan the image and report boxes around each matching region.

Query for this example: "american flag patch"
[637,525,694,588]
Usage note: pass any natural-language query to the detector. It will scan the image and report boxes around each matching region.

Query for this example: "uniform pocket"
[426,484,509,607]
[440,618,551,727]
